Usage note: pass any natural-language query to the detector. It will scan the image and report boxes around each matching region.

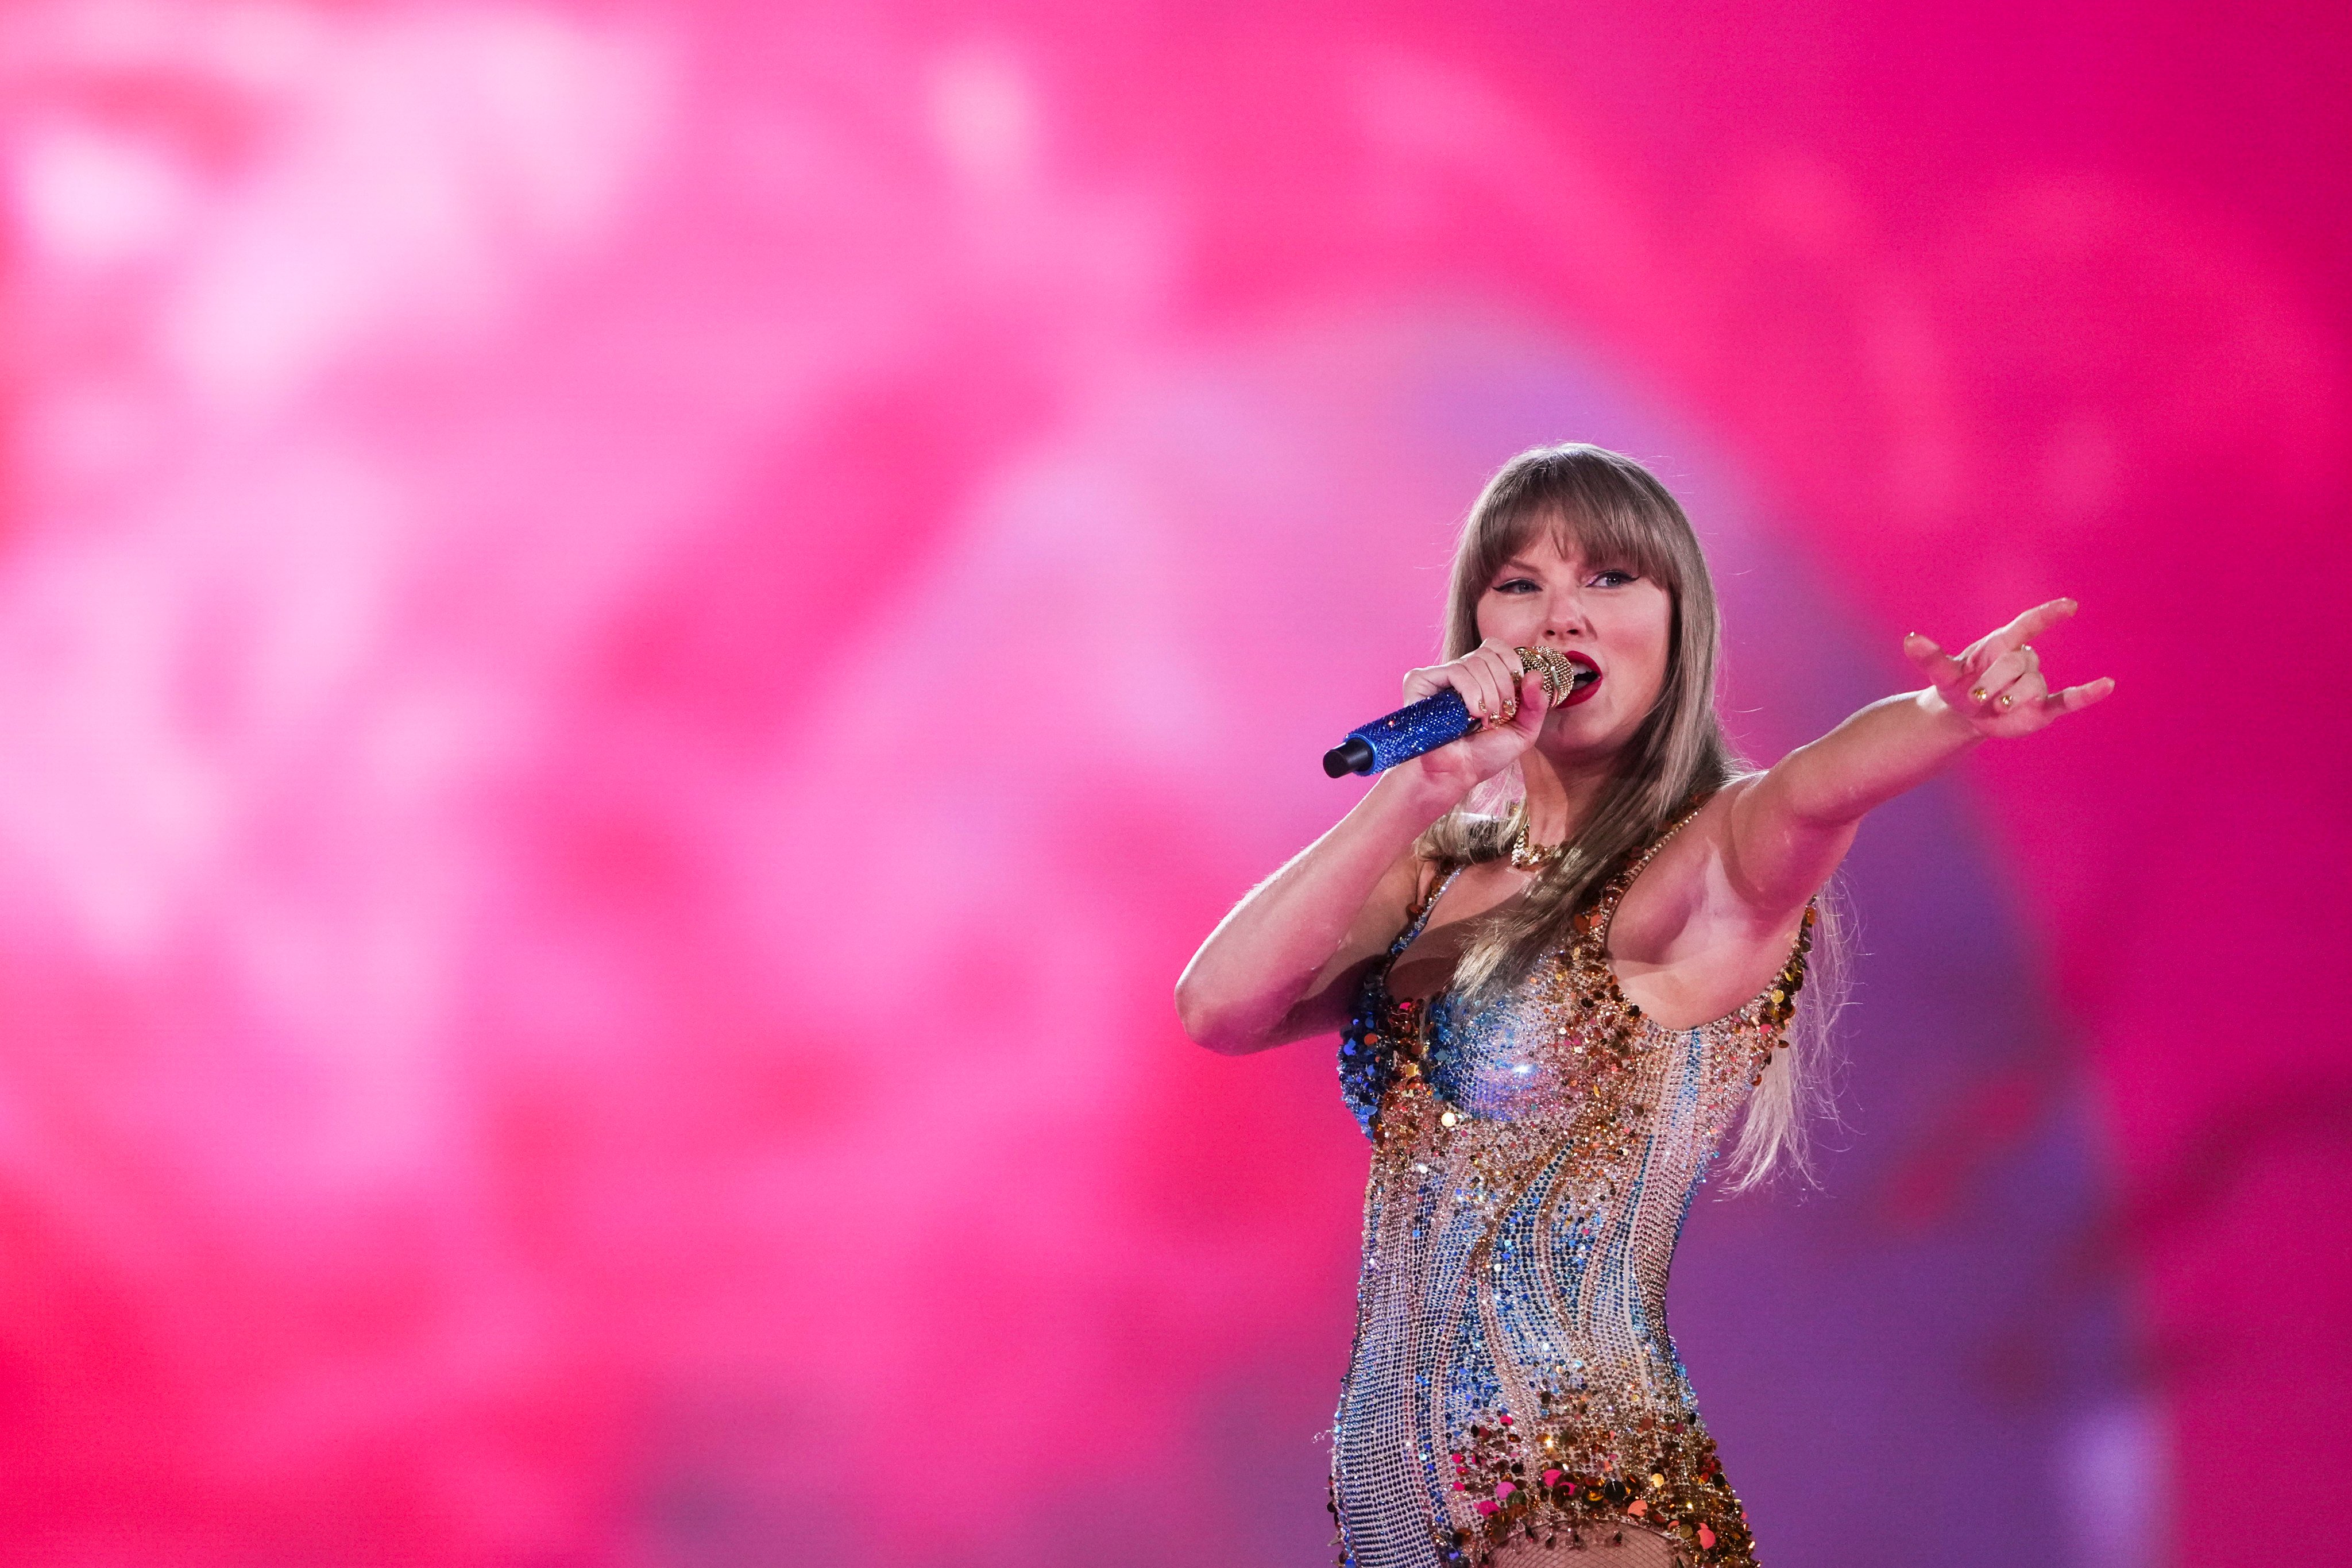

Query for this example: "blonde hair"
[1418,444,1847,1189]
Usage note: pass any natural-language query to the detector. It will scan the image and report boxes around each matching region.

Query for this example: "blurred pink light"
[0,3,2342,1566]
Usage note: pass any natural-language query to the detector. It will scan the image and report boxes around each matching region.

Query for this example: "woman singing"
[1174,445,2111,1567]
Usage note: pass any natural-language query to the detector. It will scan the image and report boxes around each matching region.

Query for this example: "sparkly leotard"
[1330,812,1813,1568]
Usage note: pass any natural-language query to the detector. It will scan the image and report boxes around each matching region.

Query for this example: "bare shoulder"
[1605,779,1770,965]
[1607,778,1814,1028]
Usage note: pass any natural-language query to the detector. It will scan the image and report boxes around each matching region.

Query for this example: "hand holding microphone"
[1323,642,1594,778]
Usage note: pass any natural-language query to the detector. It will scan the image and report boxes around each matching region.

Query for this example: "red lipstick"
[1557,651,1603,707]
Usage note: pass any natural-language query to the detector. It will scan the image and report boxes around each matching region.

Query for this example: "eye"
[1588,569,1638,588]
[1490,577,1542,594]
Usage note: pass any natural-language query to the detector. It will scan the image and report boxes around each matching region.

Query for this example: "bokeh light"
[0,3,2343,1565]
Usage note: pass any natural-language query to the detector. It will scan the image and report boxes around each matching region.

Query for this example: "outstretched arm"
[1721,598,2116,918]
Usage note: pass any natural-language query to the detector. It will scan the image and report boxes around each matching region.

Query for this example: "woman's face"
[1473,527,1674,763]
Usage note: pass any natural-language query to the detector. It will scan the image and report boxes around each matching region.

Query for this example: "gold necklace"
[1509,814,1570,870]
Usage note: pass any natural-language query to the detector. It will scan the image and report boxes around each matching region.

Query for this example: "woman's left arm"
[1720,597,2116,917]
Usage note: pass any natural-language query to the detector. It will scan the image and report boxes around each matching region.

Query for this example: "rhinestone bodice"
[1328,812,1813,1568]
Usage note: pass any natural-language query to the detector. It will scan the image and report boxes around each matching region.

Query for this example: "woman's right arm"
[1174,640,1548,1055]
[1175,770,1450,1055]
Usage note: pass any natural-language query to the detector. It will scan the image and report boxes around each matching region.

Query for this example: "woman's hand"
[1903,598,2116,739]
[1713,596,2116,927]
[1393,638,1551,801]
[1179,644,1548,1053]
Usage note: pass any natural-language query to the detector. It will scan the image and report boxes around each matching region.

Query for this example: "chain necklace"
[1505,648,1579,872]
[1509,812,1570,871]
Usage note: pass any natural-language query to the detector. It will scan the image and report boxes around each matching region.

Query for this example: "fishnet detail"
[1330,817,1812,1568]
[1489,1520,1681,1567]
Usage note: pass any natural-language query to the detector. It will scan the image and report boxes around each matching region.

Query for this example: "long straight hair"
[1417,444,1846,1189]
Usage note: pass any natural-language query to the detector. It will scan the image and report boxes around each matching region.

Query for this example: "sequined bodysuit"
[1330,815,1813,1568]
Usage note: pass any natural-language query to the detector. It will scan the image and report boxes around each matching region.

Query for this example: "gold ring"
[1969,686,1988,703]
[1998,693,2014,709]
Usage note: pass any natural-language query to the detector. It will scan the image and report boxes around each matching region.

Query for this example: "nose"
[1539,600,1588,640]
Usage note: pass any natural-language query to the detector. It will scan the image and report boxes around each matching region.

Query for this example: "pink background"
[0,2,2343,1565]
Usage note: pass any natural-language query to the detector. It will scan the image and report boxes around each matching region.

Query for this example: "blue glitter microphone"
[1322,647,1586,777]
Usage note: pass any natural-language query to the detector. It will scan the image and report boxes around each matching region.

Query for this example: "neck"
[1519,748,1613,846]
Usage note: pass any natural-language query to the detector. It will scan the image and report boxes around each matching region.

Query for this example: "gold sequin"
[1334,804,1815,1568]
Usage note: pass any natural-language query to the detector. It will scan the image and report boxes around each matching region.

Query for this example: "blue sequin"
[1327,820,1817,1568]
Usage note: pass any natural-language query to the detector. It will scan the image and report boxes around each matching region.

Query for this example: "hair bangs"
[1464,473,1686,617]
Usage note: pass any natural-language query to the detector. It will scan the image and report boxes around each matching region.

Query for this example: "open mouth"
[1558,651,1603,706]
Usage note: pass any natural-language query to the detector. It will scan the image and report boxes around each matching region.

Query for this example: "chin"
[1538,713,1634,756]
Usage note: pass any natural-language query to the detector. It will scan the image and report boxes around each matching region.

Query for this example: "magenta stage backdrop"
[0,4,2343,1566]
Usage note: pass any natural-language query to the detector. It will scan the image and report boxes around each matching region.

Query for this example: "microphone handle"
[1323,688,1478,777]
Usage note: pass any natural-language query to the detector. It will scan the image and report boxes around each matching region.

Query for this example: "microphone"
[1323,648,1589,777]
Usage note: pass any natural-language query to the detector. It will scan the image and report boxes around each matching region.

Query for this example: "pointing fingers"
[2038,675,2117,719]
[1902,631,1964,689]
[1912,599,2112,734]
[1996,597,2078,656]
